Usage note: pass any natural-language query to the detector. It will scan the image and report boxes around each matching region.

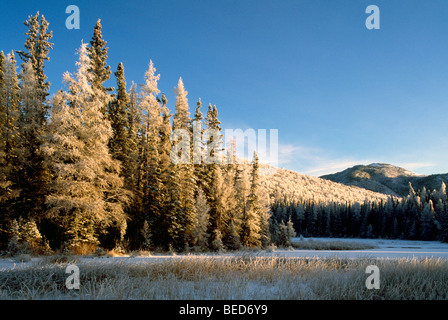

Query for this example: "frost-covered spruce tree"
[16,60,50,220]
[192,188,209,250]
[87,19,112,116]
[192,98,205,191]
[226,220,241,251]
[212,136,240,249]
[159,93,172,163]
[277,216,296,247]
[109,62,129,166]
[143,92,181,249]
[206,163,224,251]
[204,104,223,164]
[15,16,52,216]
[14,13,52,223]
[16,11,53,100]
[155,92,177,247]
[6,217,49,254]
[100,64,134,247]
[120,81,143,249]
[158,93,172,176]
[171,78,196,249]
[219,168,240,248]
[240,152,263,248]
[20,219,43,251]
[0,51,6,203]
[233,161,250,244]
[420,200,435,240]
[140,220,153,251]
[0,51,20,247]
[138,61,166,246]
[0,52,21,206]
[220,139,241,249]
[124,81,141,191]
[259,206,272,248]
[7,219,21,253]
[164,160,187,251]
[172,78,190,132]
[42,43,129,251]
[202,103,228,250]
[87,19,111,92]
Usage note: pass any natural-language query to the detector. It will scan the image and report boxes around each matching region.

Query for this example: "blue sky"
[1,0,448,176]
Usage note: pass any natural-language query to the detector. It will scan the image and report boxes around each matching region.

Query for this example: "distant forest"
[270,182,448,242]
[1,13,447,257]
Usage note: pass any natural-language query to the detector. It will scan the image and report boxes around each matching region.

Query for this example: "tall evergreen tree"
[120,81,143,249]
[138,61,165,247]
[124,81,141,189]
[172,77,190,132]
[16,11,53,99]
[233,162,250,243]
[0,52,20,207]
[420,200,435,240]
[109,62,129,165]
[164,161,186,250]
[159,93,172,163]
[277,216,296,247]
[171,78,196,249]
[156,93,177,249]
[0,51,6,203]
[16,59,49,220]
[220,138,241,248]
[14,12,52,225]
[192,187,209,250]
[206,163,224,250]
[192,98,205,189]
[240,152,263,247]
[204,103,223,164]
[42,43,129,250]
[86,19,112,119]
[0,50,4,105]
[87,19,111,94]
[203,103,228,249]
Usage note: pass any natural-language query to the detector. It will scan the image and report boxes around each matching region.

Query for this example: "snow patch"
[369,163,384,168]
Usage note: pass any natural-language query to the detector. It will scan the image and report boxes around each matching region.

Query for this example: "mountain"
[258,164,389,204]
[320,163,448,197]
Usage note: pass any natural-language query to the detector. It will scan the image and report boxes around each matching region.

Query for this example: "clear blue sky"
[1,0,448,176]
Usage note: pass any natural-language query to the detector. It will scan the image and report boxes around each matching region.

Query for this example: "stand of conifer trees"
[0,13,273,254]
[270,182,448,242]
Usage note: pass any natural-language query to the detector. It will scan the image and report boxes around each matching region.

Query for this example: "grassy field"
[1,254,447,300]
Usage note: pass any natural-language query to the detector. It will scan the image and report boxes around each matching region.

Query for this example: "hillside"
[258,165,389,204]
[320,163,448,197]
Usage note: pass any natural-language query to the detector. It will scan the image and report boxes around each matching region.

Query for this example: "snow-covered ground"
[1,238,447,271]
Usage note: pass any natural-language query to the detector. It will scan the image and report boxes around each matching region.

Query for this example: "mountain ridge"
[320,163,448,197]
[258,164,390,204]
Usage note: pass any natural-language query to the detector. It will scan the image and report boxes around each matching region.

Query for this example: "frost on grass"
[0,255,447,300]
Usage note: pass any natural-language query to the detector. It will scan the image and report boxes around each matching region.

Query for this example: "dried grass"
[0,255,447,300]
